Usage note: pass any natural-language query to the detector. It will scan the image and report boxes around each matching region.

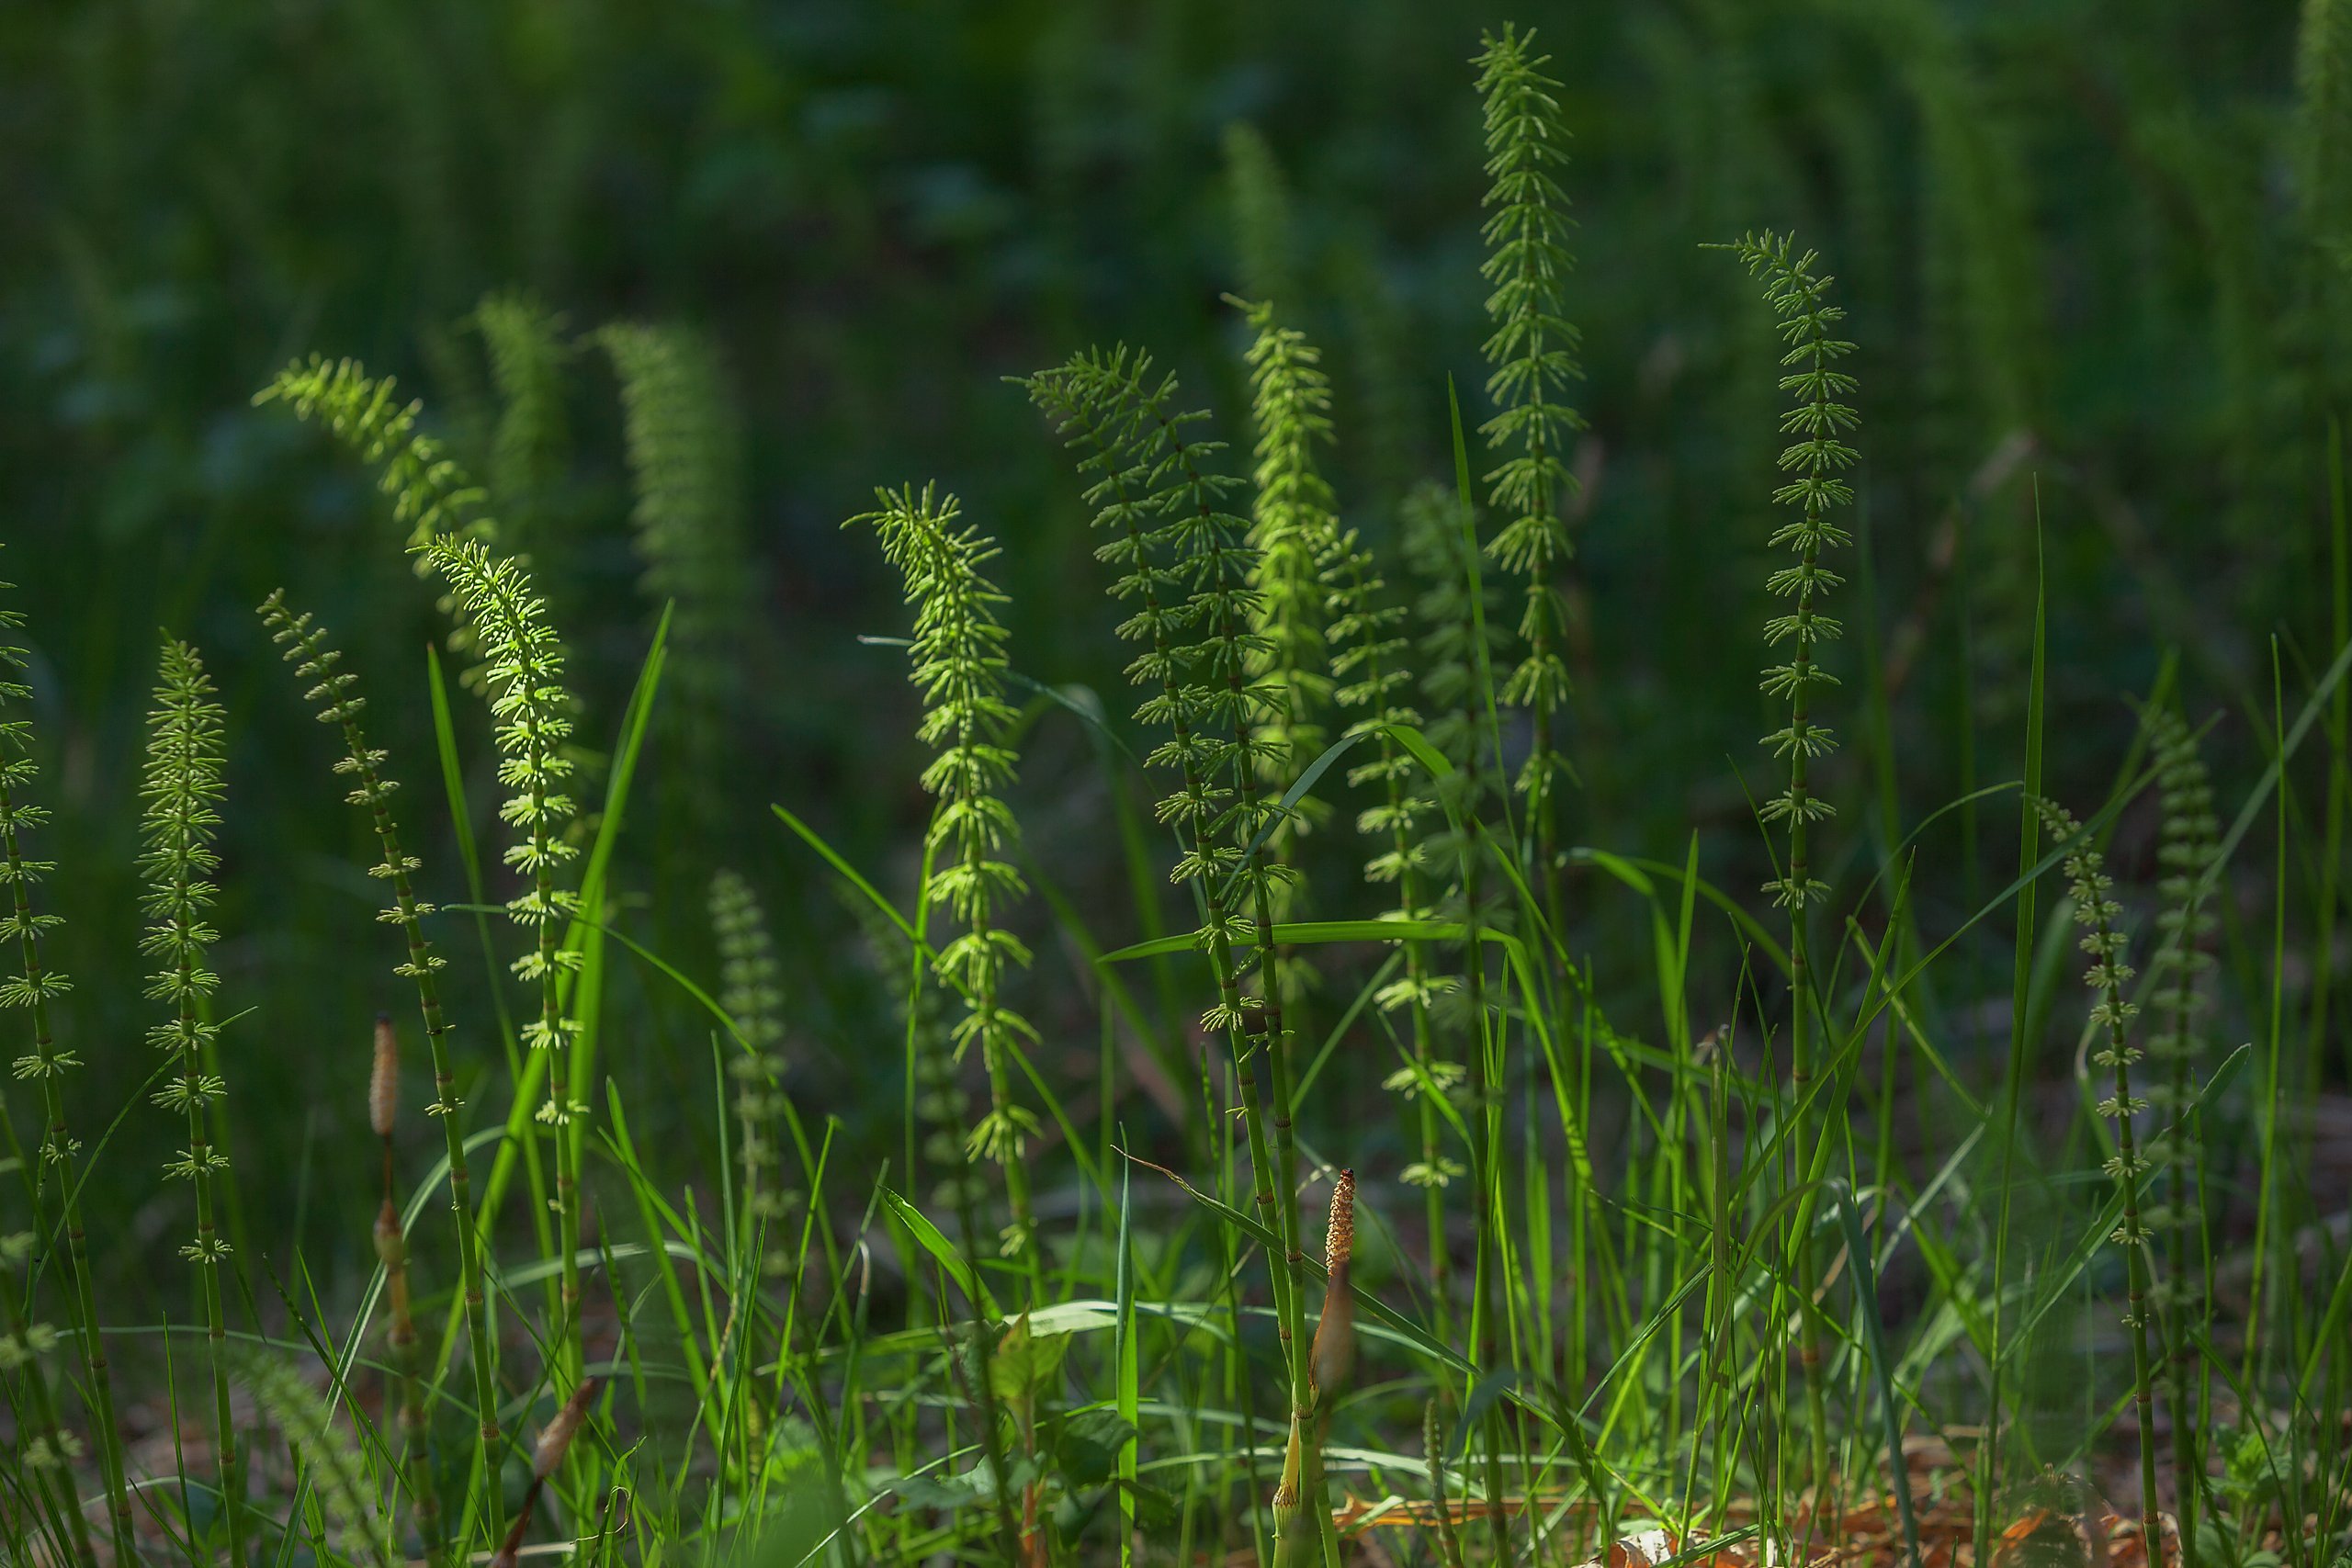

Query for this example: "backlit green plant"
[258,356,515,716]
[258,356,504,628]
[139,637,246,1567]
[1474,24,1583,865]
[854,483,1041,1268]
[1237,296,1344,1016]
[601,321,751,844]
[424,538,588,1379]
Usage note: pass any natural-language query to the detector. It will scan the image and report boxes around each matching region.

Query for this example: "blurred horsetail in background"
[0,4,2348,1565]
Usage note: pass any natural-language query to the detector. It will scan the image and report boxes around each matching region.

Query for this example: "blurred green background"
[2,0,2341,1290]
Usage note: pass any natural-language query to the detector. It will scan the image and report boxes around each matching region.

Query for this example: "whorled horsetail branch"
[258,589,508,1484]
[2036,795,2165,1566]
[1236,295,1345,1026]
[1726,231,1858,908]
[138,637,248,1566]
[1235,296,1342,837]
[423,537,590,1370]
[853,484,1042,1263]
[0,568,134,1555]
[1322,493,1464,1303]
[1724,226,1859,1492]
[1474,23,1584,835]
[1023,347,1326,1563]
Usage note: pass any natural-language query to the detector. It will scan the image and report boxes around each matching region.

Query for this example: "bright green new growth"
[258,590,507,1534]
[854,485,1041,1259]
[424,538,589,1368]
[0,572,133,1559]
[139,637,248,1566]
[1237,297,1341,838]
[1474,24,1583,826]
[2037,795,2165,1564]
[1237,296,1343,1021]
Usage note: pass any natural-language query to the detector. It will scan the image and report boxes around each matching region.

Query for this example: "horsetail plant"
[424,539,589,1381]
[1725,229,1861,1488]
[854,485,1042,1271]
[1235,297,1342,833]
[1474,24,1584,879]
[259,590,506,1538]
[1024,349,1328,1566]
[1323,501,1460,1309]
[2037,795,2165,1567]
[141,637,247,1566]
[1,572,133,1559]
[2142,705,2219,1562]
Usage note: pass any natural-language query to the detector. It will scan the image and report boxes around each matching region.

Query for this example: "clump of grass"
[139,637,246,1566]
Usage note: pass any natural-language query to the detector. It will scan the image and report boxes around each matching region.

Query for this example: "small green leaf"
[989,1313,1072,1402]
